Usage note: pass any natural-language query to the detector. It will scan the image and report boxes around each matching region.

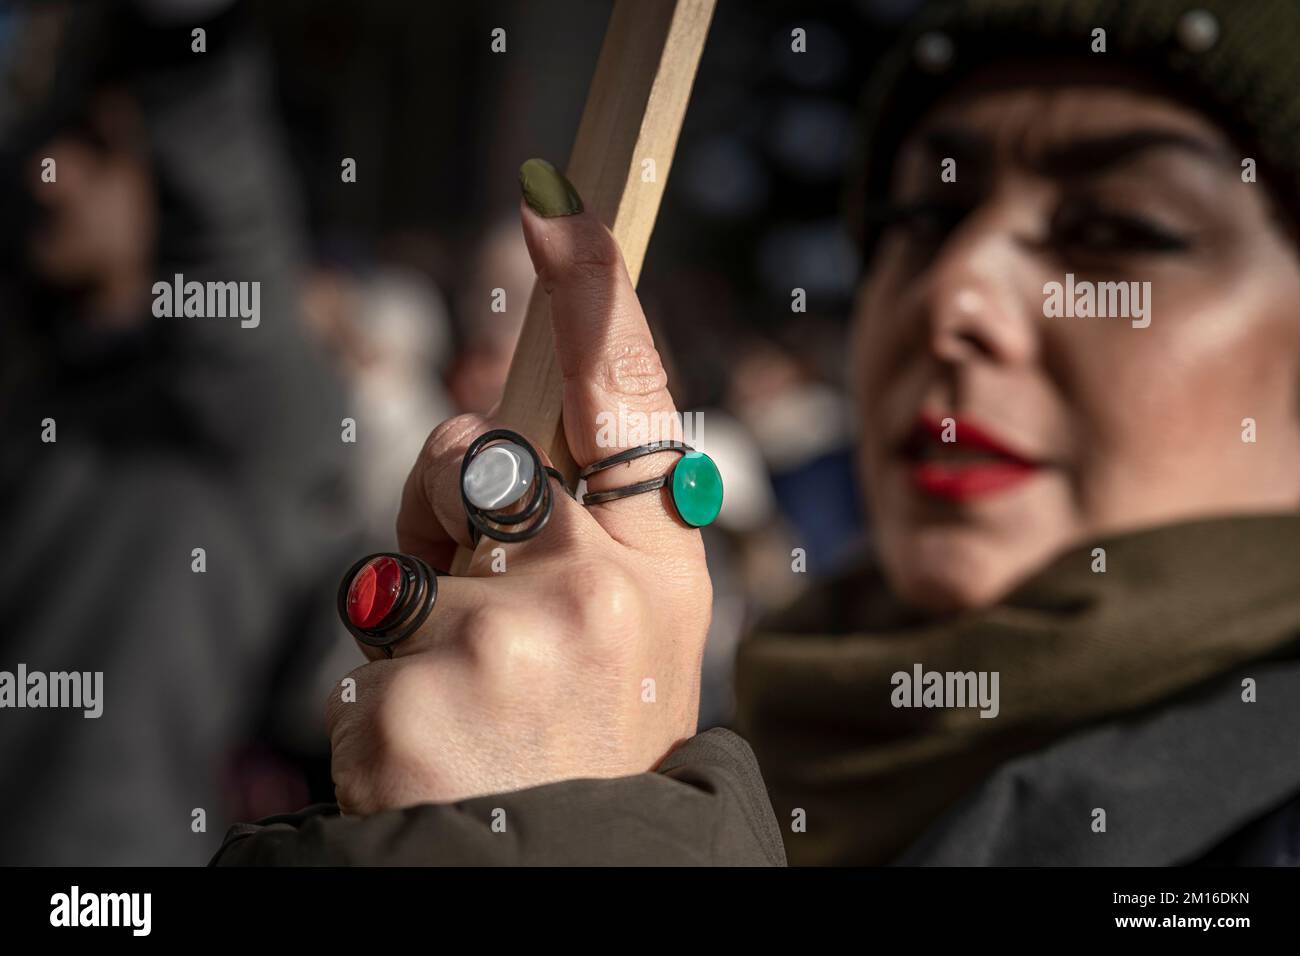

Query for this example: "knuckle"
[585,338,670,401]
[460,605,553,680]
[368,665,433,763]
[421,413,484,465]
[558,560,643,639]
[328,659,447,813]
[460,604,517,650]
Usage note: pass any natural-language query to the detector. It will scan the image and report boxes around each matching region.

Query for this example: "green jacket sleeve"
[209,728,786,866]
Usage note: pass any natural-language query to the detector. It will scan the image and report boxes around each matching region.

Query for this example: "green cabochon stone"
[671,451,723,527]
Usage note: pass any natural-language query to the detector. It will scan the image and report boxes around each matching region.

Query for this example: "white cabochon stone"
[463,442,534,511]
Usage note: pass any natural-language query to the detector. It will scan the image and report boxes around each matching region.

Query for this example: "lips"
[900,415,1044,501]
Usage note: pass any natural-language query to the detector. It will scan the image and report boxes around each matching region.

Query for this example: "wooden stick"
[451,0,716,575]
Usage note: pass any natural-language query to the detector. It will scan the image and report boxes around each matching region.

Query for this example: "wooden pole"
[451,0,717,575]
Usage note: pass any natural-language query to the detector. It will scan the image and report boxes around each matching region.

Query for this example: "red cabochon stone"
[346,556,404,629]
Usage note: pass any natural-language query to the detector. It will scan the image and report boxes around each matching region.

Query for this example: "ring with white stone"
[460,429,564,544]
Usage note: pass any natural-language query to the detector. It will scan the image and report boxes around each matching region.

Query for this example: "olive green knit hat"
[850,0,1300,254]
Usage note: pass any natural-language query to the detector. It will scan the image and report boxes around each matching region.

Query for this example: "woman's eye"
[872,200,971,246]
[1052,206,1191,254]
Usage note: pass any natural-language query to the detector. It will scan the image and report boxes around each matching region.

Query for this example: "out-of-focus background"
[0,0,916,864]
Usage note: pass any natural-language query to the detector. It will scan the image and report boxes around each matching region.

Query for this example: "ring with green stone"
[580,442,723,528]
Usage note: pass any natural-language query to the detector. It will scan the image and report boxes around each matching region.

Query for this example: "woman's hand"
[326,171,712,815]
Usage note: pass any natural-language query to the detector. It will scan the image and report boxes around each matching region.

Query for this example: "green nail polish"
[519,158,583,217]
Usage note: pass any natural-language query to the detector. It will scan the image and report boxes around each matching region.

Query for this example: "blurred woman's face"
[852,64,1300,613]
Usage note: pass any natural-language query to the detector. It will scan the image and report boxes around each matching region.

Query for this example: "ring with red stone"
[337,552,439,657]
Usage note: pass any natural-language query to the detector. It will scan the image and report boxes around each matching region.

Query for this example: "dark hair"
[845,0,1300,267]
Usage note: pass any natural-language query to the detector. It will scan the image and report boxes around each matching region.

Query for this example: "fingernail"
[519,158,583,217]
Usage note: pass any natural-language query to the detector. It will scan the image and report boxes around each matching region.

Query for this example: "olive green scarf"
[735,514,1300,865]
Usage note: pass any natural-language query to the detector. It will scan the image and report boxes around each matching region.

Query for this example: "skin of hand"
[327,177,711,815]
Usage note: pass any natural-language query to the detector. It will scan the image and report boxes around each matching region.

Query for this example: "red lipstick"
[902,415,1043,501]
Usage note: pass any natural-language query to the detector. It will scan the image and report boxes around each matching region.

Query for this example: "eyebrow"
[915,126,1234,178]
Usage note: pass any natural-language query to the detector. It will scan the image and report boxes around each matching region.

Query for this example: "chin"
[877,525,1037,616]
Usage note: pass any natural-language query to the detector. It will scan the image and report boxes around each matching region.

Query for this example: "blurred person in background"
[301,262,454,545]
[0,0,356,863]
[446,217,535,417]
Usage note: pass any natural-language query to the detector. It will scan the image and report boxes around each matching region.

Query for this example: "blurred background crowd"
[0,0,918,863]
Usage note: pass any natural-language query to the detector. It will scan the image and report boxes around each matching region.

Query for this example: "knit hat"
[849,0,1300,256]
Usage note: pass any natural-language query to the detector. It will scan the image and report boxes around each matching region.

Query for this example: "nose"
[923,208,1039,368]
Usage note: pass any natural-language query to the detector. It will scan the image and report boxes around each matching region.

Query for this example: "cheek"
[847,286,880,396]
[848,287,906,489]
[1053,273,1300,516]
[849,269,912,410]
